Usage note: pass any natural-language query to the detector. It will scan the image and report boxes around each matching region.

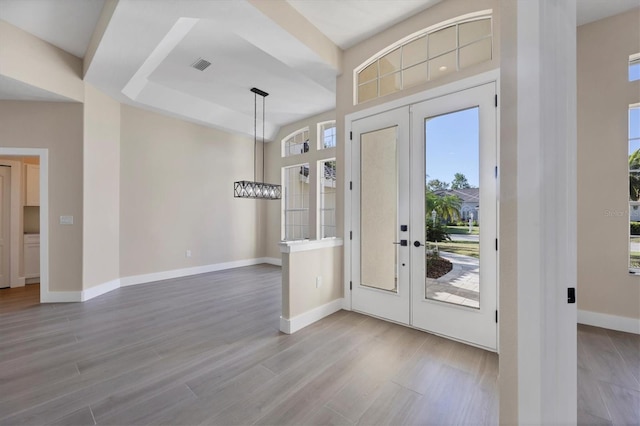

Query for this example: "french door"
[351,83,497,350]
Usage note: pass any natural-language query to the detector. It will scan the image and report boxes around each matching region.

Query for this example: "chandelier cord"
[262,94,265,183]
[253,91,257,183]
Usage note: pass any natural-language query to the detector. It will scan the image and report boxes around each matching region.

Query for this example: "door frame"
[344,69,501,349]
[0,148,49,302]
[0,158,21,288]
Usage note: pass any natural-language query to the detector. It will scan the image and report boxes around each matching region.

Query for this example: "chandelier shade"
[234,180,281,200]
[234,87,281,200]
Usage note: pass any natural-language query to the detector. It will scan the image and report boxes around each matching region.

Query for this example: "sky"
[630,62,639,155]
[425,107,479,188]
[630,62,640,83]
[630,106,640,155]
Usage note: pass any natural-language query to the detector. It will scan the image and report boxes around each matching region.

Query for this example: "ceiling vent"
[191,58,211,71]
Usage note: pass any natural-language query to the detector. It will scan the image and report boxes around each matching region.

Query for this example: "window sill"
[279,238,344,254]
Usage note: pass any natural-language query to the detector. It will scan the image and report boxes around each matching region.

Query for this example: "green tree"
[630,149,640,201]
[426,191,462,223]
[427,179,449,191]
[451,172,471,189]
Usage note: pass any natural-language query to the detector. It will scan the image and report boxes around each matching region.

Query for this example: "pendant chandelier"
[234,87,281,200]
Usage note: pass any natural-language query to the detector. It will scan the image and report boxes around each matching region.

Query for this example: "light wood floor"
[0,265,637,425]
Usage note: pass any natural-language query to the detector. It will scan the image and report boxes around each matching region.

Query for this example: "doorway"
[350,83,497,350]
[0,148,48,303]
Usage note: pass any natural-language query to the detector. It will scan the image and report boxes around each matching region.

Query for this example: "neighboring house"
[631,203,640,222]
[434,188,480,224]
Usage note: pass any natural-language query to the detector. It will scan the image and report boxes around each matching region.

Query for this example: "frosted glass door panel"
[360,126,398,292]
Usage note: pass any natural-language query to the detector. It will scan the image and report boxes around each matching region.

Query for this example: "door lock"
[393,240,408,246]
[414,240,425,247]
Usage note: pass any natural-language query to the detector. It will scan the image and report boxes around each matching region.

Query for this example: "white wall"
[577,8,640,323]
[119,104,265,278]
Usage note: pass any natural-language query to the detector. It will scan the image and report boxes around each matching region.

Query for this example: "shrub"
[631,222,640,235]
[426,221,451,242]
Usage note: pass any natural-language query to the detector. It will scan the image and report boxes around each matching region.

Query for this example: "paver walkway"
[426,251,479,308]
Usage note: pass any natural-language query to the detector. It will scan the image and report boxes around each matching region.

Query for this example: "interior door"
[0,166,11,288]
[410,83,497,350]
[351,107,411,324]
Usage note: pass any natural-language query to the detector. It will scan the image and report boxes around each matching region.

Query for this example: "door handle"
[414,240,425,247]
[393,240,408,246]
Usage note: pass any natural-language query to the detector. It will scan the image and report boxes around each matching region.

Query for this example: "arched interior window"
[282,127,309,157]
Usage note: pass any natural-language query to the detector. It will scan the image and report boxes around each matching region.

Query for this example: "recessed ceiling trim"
[122,18,199,100]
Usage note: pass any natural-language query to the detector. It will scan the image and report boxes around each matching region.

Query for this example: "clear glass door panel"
[424,107,480,308]
[360,126,399,293]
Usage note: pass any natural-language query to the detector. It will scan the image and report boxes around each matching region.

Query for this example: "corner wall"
[83,84,120,290]
[577,8,640,325]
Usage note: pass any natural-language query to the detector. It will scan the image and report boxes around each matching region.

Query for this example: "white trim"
[81,278,121,301]
[120,257,275,287]
[348,69,500,124]
[262,257,282,266]
[34,258,278,303]
[279,238,343,254]
[0,159,22,288]
[578,310,640,335]
[41,291,81,303]
[279,298,344,334]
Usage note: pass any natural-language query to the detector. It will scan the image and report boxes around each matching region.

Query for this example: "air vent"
[191,58,211,71]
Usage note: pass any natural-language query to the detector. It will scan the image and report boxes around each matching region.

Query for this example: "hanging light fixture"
[234,87,281,200]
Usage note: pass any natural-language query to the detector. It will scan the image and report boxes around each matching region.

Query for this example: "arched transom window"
[355,13,493,104]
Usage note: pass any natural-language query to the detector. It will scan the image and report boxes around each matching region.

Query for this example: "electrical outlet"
[316,276,322,288]
[185,250,192,258]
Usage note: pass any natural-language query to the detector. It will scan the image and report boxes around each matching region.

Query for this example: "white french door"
[351,107,411,324]
[351,83,498,350]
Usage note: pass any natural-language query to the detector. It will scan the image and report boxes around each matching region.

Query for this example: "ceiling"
[577,0,639,26]
[0,0,104,58]
[286,0,442,49]
[0,0,638,138]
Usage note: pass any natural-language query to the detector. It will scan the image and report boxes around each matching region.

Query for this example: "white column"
[517,0,577,424]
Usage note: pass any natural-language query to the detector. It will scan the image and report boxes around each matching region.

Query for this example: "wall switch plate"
[185,250,192,258]
[59,215,73,225]
[316,276,322,288]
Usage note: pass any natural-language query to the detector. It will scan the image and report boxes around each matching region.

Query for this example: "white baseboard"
[41,258,279,303]
[11,277,25,288]
[81,278,121,301]
[41,291,82,303]
[578,310,640,335]
[262,257,282,266]
[120,257,274,287]
[280,298,344,334]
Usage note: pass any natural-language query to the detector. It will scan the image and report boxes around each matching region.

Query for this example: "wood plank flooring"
[577,324,640,425]
[0,265,637,425]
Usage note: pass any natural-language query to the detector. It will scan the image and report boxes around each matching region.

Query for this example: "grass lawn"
[429,241,479,258]
[631,252,640,268]
[631,237,640,243]
[446,225,479,235]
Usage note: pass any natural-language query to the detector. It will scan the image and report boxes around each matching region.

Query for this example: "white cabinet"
[24,234,40,279]
[25,164,40,206]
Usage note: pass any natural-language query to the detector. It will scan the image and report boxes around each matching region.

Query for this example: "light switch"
[60,215,74,225]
